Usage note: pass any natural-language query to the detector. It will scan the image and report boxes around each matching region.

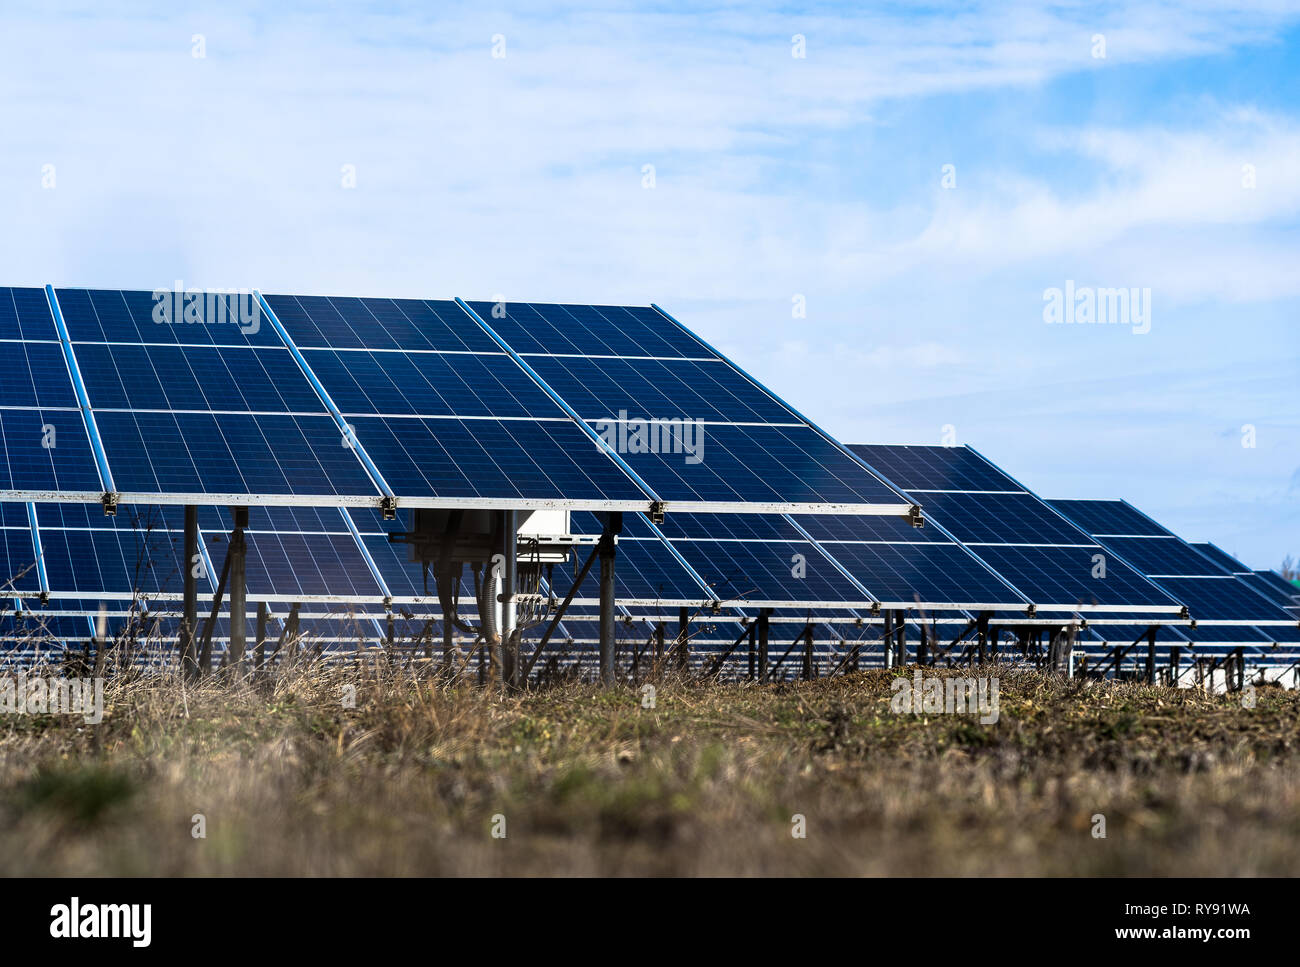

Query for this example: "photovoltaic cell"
[788,513,947,543]
[1,340,78,408]
[1249,570,1300,604]
[1155,576,1292,622]
[653,512,804,542]
[669,538,868,605]
[820,542,1022,606]
[0,527,40,593]
[40,527,186,596]
[74,344,322,413]
[553,538,713,602]
[204,530,381,598]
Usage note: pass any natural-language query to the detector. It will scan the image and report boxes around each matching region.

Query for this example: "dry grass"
[1,661,1298,875]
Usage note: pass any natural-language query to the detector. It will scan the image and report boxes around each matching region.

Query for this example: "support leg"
[181,505,198,678]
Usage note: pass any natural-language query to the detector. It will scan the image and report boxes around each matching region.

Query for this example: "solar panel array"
[0,287,913,518]
[2,283,1296,682]
[1047,499,1300,645]
[849,445,1184,615]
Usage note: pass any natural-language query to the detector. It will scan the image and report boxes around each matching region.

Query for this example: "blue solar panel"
[1099,536,1231,577]
[357,534,427,598]
[554,537,713,602]
[668,538,869,604]
[347,416,647,502]
[528,355,794,423]
[1046,498,1170,536]
[973,545,1182,609]
[1180,623,1284,645]
[466,301,706,358]
[0,341,77,408]
[203,530,381,598]
[817,542,1023,606]
[619,423,904,505]
[57,288,284,347]
[911,491,1089,545]
[0,287,60,341]
[266,295,500,353]
[75,345,324,413]
[654,512,804,542]
[40,526,186,596]
[848,444,1019,492]
[0,526,40,593]
[1248,570,1300,604]
[96,412,380,496]
[1188,542,1249,574]
[0,410,102,492]
[302,349,558,418]
[1155,576,1293,622]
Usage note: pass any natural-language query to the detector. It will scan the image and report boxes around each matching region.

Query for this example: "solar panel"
[972,544,1178,610]
[1188,542,1249,574]
[464,301,705,358]
[910,491,1089,545]
[461,300,910,513]
[269,295,499,353]
[1247,569,1300,606]
[96,411,381,498]
[616,423,907,508]
[55,288,384,502]
[1049,498,1299,631]
[3,287,914,519]
[0,409,102,494]
[1045,498,1170,537]
[300,349,550,418]
[850,445,1181,614]
[526,355,795,424]
[813,541,1024,608]
[849,444,1020,492]
[0,286,61,341]
[1098,536,1231,578]
[665,537,869,607]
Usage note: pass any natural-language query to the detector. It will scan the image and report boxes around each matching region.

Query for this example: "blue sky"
[0,1,1296,567]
